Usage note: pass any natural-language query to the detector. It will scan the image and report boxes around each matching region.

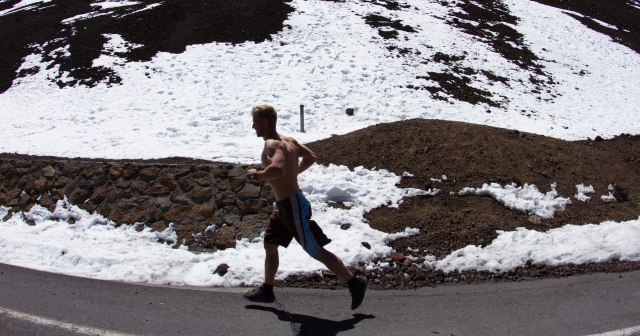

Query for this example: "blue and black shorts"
[264,191,331,257]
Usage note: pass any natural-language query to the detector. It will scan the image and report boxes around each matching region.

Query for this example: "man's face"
[252,116,266,137]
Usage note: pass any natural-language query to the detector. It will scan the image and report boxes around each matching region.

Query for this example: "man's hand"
[246,169,258,181]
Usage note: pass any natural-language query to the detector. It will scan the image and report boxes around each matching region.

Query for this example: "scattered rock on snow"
[214,263,229,276]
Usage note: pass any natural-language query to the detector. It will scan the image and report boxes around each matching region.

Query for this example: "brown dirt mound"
[307,119,640,260]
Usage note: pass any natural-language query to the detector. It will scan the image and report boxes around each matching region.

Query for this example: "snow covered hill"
[0,0,639,162]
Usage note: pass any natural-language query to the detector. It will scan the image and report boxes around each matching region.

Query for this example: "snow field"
[1,0,639,284]
[1,0,639,162]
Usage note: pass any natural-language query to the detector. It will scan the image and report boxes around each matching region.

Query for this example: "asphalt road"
[0,263,638,336]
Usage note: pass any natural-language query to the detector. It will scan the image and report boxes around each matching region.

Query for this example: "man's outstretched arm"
[296,141,317,174]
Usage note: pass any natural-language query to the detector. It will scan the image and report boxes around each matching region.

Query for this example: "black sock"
[346,275,358,288]
[261,283,274,295]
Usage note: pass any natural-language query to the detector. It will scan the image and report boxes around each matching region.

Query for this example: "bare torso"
[261,135,302,201]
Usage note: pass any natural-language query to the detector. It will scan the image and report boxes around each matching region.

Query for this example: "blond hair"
[251,104,278,128]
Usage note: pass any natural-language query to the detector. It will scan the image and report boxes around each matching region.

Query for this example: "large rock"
[82,165,103,178]
[109,164,123,179]
[215,178,227,191]
[174,166,191,178]
[170,193,191,205]
[139,167,160,181]
[223,214,242,227]
[163,206,192,222]
[215,226,236,250]
[151,221,167,232]
[109,207,131,222]
[227,166,245,177]
[178,176,195,192]
[41,165,55,178]
[189,203,216,221]
[78,178,94,190]
[215,192,237,206]
[214,169,228,178]
[115,179,131,189]
[136,198,156,214]
[143,184,170,196]
[230,178,245,192]
[89,187,107,204]
[121,213,148,224]
[238,184,260,199]
[122,164,137,180]
[214,263,229,276]
[194,171,211,186]
[96,204,112,217]
[117,197,138,207]
[191,187,213,203]
[156,197,172,211]
[237,213,269,241]
[173,224,194,245]
[245,199,273,214]
[33,177,47,193]
[70,190,89,204]
[39,193,53,207]
[158,169,176,190]
[134,180,149,193]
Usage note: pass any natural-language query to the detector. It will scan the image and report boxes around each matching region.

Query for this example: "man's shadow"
[245,304,375,336]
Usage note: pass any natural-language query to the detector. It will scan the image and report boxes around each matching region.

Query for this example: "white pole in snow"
[300,104,305,133]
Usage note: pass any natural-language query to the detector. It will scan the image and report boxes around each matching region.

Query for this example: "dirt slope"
[307,119,640,259]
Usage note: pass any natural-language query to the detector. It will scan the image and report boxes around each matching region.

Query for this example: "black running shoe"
[349,276,367,310]
[243,285,275,303]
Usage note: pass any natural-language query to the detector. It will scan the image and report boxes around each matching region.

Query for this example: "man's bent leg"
[312,247,353,281]
[264,243,279,286]
[313,247,368,310]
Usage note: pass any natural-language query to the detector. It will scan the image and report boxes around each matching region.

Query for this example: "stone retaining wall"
[0,157,274,250]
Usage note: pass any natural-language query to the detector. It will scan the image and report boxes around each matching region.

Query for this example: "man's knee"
[265,243,279,255]
[311,247,329,260]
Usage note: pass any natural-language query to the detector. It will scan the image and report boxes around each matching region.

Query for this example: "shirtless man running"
[242,104,368,310]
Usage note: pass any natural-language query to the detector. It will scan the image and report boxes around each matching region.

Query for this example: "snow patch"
[426,218,640,272]
[91,1,141,10]
[0,0,51,16]
[575,183,595,203]
[601,193,617,203]
[458,182,571,219]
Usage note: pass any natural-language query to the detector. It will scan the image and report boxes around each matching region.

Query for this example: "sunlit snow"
[1,0,639,283]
